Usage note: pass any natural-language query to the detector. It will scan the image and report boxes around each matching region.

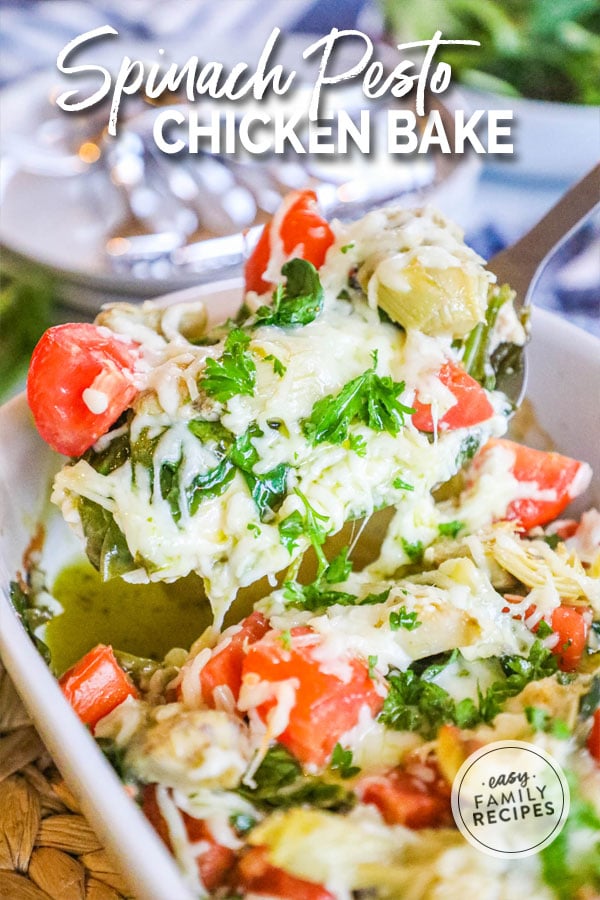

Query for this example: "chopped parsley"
[368,655,378,678]
[379,667,459,739]
[525,706,570,738]
[536,619,554,639]
[283,544,390,612]
[401,538,424,563]
[264,353,286,376]
[201,328,256,401]
[380,642,559,739]
[340,242,355,254]
[438,520,464,538]
[330,744,361,779]
[389,607,421,631]
[254,259,324,328]
[393,476,414,491]
[348,433,367,457]
[278,489,329,573]
[302,351,414,446]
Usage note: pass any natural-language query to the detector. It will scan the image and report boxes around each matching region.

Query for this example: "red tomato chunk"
[143,785,235,892]
[27,323,140,457]
[359,766,452,829]
[473,439,591,530]
[59,644,138,730]
[237,846,335,900]
[245,189,334,294]
[201,611,270,706]
[411,361,494,433]
[240,627,383,768]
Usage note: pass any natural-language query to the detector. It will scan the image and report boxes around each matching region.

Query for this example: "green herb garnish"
[254,259,324,328]
[389,606,421,631]
[237,744,355,812]
[201,328,256,401]
[438,520,464,538]
[331,743,361,778]
[302,351,413,446]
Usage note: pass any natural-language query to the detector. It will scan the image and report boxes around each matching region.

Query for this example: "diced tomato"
[411,361,494,433]
[550,605,589,672]
[245,190,334,294]
[472,439,591,531]
[358,765,452,829]
[504,599,590,672]
[59,644,138,730]
[200,611,270,707]
[237,846,334,900]
[27,323,140,457]
[588,710,600,764]
[142,785,235,892]
[241,628,383,768]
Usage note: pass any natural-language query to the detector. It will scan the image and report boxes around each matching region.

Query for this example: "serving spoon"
[488,162,599,405]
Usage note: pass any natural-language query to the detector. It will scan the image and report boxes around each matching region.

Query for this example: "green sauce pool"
[45,560,212,675]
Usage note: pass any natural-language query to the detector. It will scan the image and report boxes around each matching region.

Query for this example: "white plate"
[1,300,599,900]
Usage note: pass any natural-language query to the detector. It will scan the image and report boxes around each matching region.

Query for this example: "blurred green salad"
[380,0,600,104]
[0,273,54,400]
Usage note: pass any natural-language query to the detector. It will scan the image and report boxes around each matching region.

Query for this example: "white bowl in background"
[459,87,600,182]
[0,299,599,900]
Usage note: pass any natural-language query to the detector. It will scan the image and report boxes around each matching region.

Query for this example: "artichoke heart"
[373,255,488,338]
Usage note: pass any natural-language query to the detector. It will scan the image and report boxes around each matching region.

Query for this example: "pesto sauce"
[46,560,212,675]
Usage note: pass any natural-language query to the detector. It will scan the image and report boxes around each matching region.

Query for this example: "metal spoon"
[488,163,600,405]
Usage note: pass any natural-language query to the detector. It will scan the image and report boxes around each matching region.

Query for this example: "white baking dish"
[1,297,599,900]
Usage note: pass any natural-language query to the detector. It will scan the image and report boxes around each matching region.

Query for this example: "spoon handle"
[488,163,600,304]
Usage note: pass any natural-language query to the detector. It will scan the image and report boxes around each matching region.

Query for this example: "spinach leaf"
[186,458,236,515]
[237,744,355,812]
[9,581,52,665]
[580,676,600,719]
[230,425,290,520]
[302,352,413,446]
[201,328,256,401]
[83,427,130,475]
[456,433,481,469]
[461,284,514,389]
[159,456,183,522]
[242,463,290,521]
[77,498,135,580]
[96,738,139,788]
[188,418,232,450]
[254,259,324,328]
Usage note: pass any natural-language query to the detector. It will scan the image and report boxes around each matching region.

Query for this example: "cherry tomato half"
[27,323,140,457]
[245,190,334,294]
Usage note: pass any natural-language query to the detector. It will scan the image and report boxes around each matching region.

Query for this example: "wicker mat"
[0,663,133,900]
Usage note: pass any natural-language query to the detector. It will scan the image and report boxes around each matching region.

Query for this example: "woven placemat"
[0,664,134,900]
